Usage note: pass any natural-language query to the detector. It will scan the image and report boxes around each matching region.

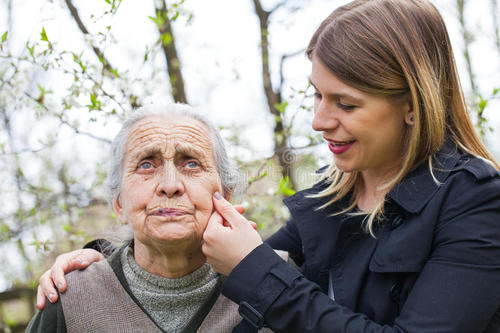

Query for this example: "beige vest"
[60,260,271,333]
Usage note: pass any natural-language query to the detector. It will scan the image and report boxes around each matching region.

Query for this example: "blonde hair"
[306,0,500,235]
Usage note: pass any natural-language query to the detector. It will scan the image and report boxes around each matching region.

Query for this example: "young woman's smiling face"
[113,115,222,254]
[310,54,412,178]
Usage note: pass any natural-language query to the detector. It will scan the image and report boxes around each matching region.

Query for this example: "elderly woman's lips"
[152,208,188,217]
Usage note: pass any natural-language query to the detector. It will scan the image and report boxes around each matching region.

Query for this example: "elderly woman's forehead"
[125,115,213,151]
[131,116,208,139]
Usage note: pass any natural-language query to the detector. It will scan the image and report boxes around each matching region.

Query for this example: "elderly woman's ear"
[112,195,126,224]
[223,189,233,202]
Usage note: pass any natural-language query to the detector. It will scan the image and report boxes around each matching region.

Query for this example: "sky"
[2,0,499,156]
[0,0,499,290]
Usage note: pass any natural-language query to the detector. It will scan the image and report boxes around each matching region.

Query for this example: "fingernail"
[80,260,88,266]
[57,283,63,290]
[214,192,222,200]
[48,293,55,301]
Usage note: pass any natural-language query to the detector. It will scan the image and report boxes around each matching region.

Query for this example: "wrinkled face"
[310,55,411,176]
[114,115,222,252]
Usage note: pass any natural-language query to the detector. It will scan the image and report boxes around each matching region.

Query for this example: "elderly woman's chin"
[135,215,207,249]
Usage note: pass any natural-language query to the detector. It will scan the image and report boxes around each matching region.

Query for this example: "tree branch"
[491,0,500,53]
[59,119,112,144]
[64,0,114,73]
[270,1,287,14]
[456,0,478,94]
[21,91,112,144]
[279,48,305,92]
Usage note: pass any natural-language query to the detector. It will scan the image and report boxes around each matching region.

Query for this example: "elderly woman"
[27,104,270,332]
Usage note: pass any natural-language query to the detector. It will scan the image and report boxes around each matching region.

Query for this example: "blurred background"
[0,0,499,331]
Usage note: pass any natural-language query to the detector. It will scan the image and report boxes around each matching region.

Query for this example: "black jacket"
[223,141,500,332]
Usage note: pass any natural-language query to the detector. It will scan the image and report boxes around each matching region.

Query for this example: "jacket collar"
[387,139,460,214]
[285,140,462,216]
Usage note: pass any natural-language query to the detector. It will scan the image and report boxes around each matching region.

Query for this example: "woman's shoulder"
[450,153,500,183]
[442,151,500,201]
[438,153,500,217]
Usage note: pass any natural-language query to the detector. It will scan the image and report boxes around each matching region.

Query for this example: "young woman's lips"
[327,140,355,154]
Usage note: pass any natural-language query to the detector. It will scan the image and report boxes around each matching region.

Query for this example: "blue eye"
[313,91,322,99]
[186,161,199,169]
[140,162,153,169]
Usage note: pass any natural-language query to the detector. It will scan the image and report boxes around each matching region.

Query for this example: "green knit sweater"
[121,246,220,333]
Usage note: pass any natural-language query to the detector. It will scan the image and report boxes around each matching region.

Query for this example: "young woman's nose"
[312,100,339,132]
[155,164,185,197]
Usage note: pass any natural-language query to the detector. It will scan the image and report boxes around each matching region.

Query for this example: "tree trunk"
[155,0,188,104]
[252,0,296,190]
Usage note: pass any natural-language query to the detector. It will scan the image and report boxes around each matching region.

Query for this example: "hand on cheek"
[202,193,263,276]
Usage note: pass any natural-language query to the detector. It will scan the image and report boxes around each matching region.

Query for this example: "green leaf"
[1,31,7,43]
[29,207,37,216]
[40,27,49,42]
[148,14,164,28]
[171,11,180,21]
[160,32,172,46]
[478,98,488,111]
[110,67,119,77]
[276,176,295,197]
[87,93,102,110]
[274,101,288,114]
[26,42,35,57]
[1,224,10,237]
[282,188,296,196]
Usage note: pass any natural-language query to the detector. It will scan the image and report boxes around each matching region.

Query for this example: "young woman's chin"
[333,159,358,173]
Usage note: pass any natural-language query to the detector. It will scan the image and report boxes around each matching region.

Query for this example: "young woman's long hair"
[306,0,499,235]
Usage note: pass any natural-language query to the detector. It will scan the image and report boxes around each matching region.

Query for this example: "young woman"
[203,0,500,331]
[38,0,500,332]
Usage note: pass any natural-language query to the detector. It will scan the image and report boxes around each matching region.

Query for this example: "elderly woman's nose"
[155,165,185,197]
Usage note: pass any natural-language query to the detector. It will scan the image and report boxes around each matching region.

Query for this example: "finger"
[51,249,103,293]
[50,263,67,294]
[233,205,246,214]
[36,285,46,310]
[70,249,104,269]
[39,270,59,304]
[207,211,229,230]
[204,212,229,240]
[213,192,246,227]
[249,221,257,230]
[208,211,224,226]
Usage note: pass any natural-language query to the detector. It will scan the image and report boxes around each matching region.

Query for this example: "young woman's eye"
[313,91,322,99]
[337,102,355,111]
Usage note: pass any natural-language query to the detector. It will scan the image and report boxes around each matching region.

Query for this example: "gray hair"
[105,103,240,204]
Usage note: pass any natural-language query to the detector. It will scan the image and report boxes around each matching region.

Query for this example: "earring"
[407,114,414,125]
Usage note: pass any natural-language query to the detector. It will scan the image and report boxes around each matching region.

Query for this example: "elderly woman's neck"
[133,241,206,278]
